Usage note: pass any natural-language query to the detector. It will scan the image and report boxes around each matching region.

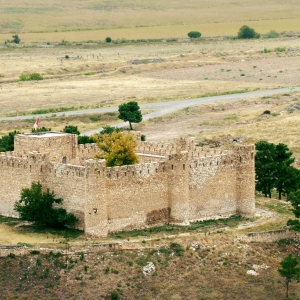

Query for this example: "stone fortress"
[0,132,255,237]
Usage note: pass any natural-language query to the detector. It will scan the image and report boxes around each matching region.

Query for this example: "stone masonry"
[0,132,255,237]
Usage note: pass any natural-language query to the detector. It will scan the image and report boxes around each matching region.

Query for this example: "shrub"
[14,182,78,228]
[275,47,286,52]
[100,125,121,135]
[110,290,120,300]
[141,134,146,141]
[11,34,20,44]
[266,30,280,38]
[105,37,112,43]
[63,125,80,135]
[237,25,260,39]
[65,55,69,59]
[19,73,43,81]
[31,127,51,133]
[188,31,201,38]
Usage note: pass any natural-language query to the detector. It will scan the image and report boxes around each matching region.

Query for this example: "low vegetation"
[187,31,201,38]
[14,182,78,229]
[237,25,260,39]
[19,73,43,81]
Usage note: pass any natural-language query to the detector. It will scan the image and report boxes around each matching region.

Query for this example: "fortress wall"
[235,145,255,216]
[136,141,176,156]
[14,133,78,164]
[187,147,229,159]
[104,161,170,232]
[44,162,87,228]
[76,143,100,163]
[188,154,239,220]
[0,153,46,217]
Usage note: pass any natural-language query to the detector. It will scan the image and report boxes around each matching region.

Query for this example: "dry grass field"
[0,0,300,42]
[1,36,300,158]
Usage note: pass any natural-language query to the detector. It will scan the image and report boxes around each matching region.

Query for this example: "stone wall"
[0,133,256,237]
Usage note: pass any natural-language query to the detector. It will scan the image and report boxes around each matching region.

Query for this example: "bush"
[19,73,43,81]
[110,291,120,300]
[14,182,78,228]
[11,34,20,44]
[31,127,51,133]
[237,25,260,39]
[141,134,146,141]
[63,125,80,135]
[100,125,121,135]
[188,31,201,38]
[266,30,280,38]
[78,135,94,144]
[105,37,112,43]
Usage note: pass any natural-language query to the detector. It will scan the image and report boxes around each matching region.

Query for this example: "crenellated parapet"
[0,132,256,237]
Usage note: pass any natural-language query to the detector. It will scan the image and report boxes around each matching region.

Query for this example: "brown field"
[0,0,300,42]
[1,36,300,157]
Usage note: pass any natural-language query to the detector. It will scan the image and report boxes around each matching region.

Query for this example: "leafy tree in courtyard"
[188,31,201,38]
[237,25,260,39]
[278,254,300,299]
[14,182,78,228]
[0,130,21,152]
[94,131,139,167]
[255,141,299,199]
[118,101,142,130]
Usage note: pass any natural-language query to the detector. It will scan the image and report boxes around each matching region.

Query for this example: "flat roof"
[17,132,70,138]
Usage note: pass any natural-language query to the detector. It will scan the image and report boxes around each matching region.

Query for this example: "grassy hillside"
[0,0,300,42]
[0,197,298,299]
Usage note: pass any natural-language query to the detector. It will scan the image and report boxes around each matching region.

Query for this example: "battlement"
[0,132,255,237]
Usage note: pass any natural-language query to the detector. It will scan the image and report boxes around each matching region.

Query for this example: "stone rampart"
[0,133,256,237]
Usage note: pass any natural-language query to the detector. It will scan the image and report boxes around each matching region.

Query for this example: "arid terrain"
[1,1,300,299]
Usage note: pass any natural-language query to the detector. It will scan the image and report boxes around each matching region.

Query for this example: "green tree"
[237,25,260,39]
[62,125,94,144]
[94,131,139,167]
[187,31,201,38]
[63,125,80,135]
[100,125,121,135]
[287,191,300,231]
[14,182,78,228]
[118,101,142,130]
[255,141,276,198]
[255,141,298,199]
[12,34,20,44]
[278,254,300,299]
[105,37,112,43]
[274,143,297,200]
[0,130,21,152]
